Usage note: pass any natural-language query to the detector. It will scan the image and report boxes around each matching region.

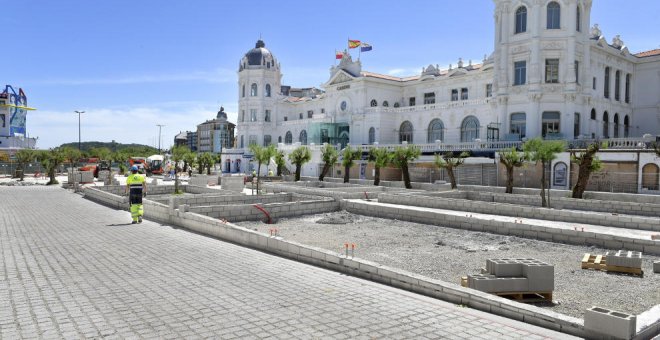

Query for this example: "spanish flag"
[348,39,361,49]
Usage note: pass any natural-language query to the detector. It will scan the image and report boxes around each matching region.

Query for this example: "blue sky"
[4,0,659,149]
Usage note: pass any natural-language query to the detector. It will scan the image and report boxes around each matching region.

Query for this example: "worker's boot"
[138,216,143,223]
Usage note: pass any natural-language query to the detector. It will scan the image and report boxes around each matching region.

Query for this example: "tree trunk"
[374,166,381,186]
[572,158,595,199]
[174,171,179,193]
[256,163,261,194]
[343,164,350,183]
[505,166,514,194]
[540,161,547,207]
[401,163,412,189]
[18,165,25,181]
[319,163,330,181]
[47,168,57,185]
[447,166,457,189]
[277,164,283,177]
[295,164,301,181]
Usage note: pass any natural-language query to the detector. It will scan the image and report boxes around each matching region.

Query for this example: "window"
[340,101,347,111]
[461,88,469,100]
[240,135,244,148]
[451,89,458,101]
[590,108,596,120]
[427,119,444,142]
[242,84,245,97]
[382,101,389,107]
[265,110,271,122]
[486,84,493,97]
[370,99,378,107]
[321,108,325,113]
[545,59,559,83]
[248,135,258,146]
[263,135,271,146]
[423,92,435,104]
[285,131,292,144]
[393,102,400,108]
[514,61,526,85]
[576,6,581,32]
[461,116,480,142]
[399,121,413,143]
[307,110,313,118]
[574,113,580,138]
[602,111,609,138]
[614,71,621,101]
[278,136,282,143]
[613,113,620,138]
[547,1,560,29]
[604,67,610,98]
[250,109,257,122]
[368,127,376,144]
[624,115,630,137]
[593,77,597,90]
[625,74,631,103]
[284,116,288,121]
[265,84,271,97]
[541,112,560,138]
[299,130,307,145]
[515,6,527,34]
[299,113,303,120]
[250,83,257,96]
[510,112,526,139]
[267,62,270,69]
[240,110,245,122]
[409,97,416,106]
[574,61,579,84]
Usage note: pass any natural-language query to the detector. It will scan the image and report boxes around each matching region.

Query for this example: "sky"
[4,0,659,149]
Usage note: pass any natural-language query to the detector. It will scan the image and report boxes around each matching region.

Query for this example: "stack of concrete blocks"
[654,261,660,274]
[98,170,110,182]
[221,176,245,192]
[606,250,643,269]
[584,306,637,340]
[189,175,218,187]
[466,258,554,293]
[67,170,94,184]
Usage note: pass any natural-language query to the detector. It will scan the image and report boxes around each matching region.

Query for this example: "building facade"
[235,0,659,150]
[0,85,37,156]
[196,107,235,153]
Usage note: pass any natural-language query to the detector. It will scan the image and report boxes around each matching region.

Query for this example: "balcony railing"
[364,98,492,114]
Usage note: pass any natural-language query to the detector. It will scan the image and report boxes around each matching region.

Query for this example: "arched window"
[624,115,630,137]
[393,102,400,108]
[242,84,245,97]
[553,162,568,186]
[399,121,413,143]
[278,136,282,143]
[368,127,376,144]
[590,108,596,120]
[510,112,526,139]
[515,6,527,33]
[625,74,631,103]
[427,119,445,142]
[265,84,271,97]
[299,130,307,145]
[461,116,480,142]
[370,99,378,107]
[547,1,561,29]
[285,131,292,144]
[614,71,621,101]
[642,163,660,191]
[250,83,258,96]
[576,5,581,32]
[613,113,620,138]
[382,101,389,107]
[602,111,609,138]
[604,67,610,98]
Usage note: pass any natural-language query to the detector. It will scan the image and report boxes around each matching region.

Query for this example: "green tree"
[37,148,66,185]
[274,150,287,176]
[523,138,566,207]
[170,145,190,194]
[341,145,361,183]
[89,147,112,161]
[571,142,604,199]
[60,147,82,173]
[183,151,196,174]
[249,144,276,193]
[391,145,421,189]
[288,146,312,181]
[434,151,469,190]
[14,149,36,181]
[499,148,528,194]
[369,147,392,186]
[319,144,338,181]
[196,152,205,174]
[197,152,215,175]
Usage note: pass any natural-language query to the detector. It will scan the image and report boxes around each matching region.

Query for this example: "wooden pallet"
[494,291,553,303]
[581,253,643,275]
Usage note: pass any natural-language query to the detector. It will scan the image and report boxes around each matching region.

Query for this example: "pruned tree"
[319,144,338,181]
[434,151,469,190]
[392,145,422,189]
[368,147,392,186]
[170,145,190,194]
[341,145,361,183]
[499,148,528,194]
[37,148,66,185]
[274,150,287,176]
[183,151,196,174]
[571,141,604,199]
[523,138,566,208]
[14,149,36,181]
[61,147,82,173]
[249,144,276,193]
[288,146,312,181]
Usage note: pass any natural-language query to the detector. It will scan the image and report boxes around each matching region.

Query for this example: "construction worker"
[125,165,147,224]
[268,169,274,176]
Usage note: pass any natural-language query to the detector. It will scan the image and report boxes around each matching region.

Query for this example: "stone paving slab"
[0,187,576,339]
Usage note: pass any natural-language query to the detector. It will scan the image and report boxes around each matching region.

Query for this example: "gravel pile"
[236,210,660,319]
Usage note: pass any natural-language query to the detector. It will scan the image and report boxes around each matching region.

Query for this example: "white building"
[0,85,37,157]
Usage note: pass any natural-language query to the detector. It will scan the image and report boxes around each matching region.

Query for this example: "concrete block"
[606,250,643,269]
[490,259,523,277]
[584,306,636,340]
[522,263,554,291]
[653,261,660,273]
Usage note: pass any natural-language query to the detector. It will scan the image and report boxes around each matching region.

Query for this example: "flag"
[360,43,372,52]
[348,39,361,49]
[335,50,344,59]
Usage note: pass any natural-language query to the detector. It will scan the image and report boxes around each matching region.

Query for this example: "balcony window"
[541,111,560,138]
[515,6,527,34]
[486,84,493,97]
[460,88,469,100]
[547,1,560,29]
[399,121,413,143]
[451,89,458,101]
[514,61,526,85]
[510,112,526,139]
[423,92,435,104]
[427,119,444,142]
[545,59,559,83]
[460,116,480,142]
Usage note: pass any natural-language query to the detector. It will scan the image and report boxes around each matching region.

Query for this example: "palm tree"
[249,144,276,193]
[61,147,82,174]
[37,148,66,185]
[14,149,35,181]
[183,151,196,174]
[571,142,603,199]
[319,144,338,181]
[341,145,361,183]
[274,150,287,176]
[434,151,469,190]
[523,138,566,207]
[499,148,527,193]
[288,146,312,181]
[390,145,422,189]
[369,147,392,186]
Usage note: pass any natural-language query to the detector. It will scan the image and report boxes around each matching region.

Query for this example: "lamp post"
[157,124,165,154]
[74,110,85,151]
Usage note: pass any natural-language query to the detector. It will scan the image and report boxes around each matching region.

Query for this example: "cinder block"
[584,306,636,340]
[490,260,523,277]
[522,263,554,291]
[653,261,660,273]
[607,250,643,269]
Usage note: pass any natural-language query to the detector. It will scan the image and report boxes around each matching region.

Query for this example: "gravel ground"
[236,210,660,319]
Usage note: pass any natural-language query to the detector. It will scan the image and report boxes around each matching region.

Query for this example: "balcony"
[364,98,492,114]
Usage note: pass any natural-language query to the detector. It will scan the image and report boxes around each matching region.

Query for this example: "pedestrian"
[125,165,147,224]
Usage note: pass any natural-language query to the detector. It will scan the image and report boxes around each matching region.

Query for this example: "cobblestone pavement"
[0,187,577,339]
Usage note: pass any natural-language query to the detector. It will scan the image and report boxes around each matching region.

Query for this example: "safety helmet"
[131,165,139,171]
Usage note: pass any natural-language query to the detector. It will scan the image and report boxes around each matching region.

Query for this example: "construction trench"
[83,176,660,339]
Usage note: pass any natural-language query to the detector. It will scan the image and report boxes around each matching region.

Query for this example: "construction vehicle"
[128,157,147,174]
[146,155,165,175]
[78,157,101,178]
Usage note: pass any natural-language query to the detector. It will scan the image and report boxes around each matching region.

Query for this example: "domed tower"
[492,0,592,140]
[237,40,282,149]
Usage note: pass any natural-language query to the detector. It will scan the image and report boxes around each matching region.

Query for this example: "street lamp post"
[74,110,85,151]
[157,124,165,154]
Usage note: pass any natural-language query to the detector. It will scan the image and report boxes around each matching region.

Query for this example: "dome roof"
[244,40,272,66]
